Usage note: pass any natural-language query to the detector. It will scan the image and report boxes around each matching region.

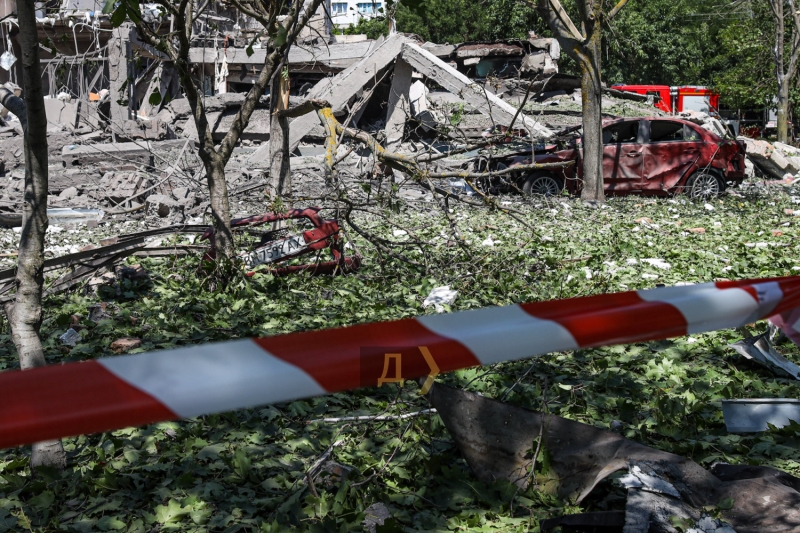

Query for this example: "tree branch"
[606,0,630,20]
[547,0,585,41]
[277,98,331,118]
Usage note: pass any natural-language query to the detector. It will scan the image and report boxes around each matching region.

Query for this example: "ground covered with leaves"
[2,182,800,532]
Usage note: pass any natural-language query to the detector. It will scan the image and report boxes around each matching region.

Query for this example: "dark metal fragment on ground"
[427,382,800,532]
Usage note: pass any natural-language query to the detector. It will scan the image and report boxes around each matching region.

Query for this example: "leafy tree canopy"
[396,0,492,43]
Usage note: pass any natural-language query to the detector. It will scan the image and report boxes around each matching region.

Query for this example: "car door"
[602,120,644,192]
[642,120,703,192]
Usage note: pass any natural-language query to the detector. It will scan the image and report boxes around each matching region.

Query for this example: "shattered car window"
[602,121,639,144]
[684,124,702,141]
[649,121,684,142]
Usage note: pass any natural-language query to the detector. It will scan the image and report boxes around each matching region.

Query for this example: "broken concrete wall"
[165,92,281,141]
[740,137,800,179]
[44,97,79,132]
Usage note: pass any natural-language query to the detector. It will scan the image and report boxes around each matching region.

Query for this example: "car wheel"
[523,173,563,197]
[685,171,725,199]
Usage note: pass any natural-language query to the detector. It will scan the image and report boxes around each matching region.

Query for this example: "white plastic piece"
[422,286,458,313]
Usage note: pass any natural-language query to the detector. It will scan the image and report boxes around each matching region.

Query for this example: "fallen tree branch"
[307,408,437,424]
[277,98,331,119]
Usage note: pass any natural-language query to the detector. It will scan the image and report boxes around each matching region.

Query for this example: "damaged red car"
[479,117,746,198]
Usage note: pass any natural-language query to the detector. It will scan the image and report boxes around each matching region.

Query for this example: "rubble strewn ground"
[0,84,665,231]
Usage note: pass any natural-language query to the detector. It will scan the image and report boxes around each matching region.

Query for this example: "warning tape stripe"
[0,277,797,449]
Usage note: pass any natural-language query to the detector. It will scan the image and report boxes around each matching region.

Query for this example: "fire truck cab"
[611,84,720,116]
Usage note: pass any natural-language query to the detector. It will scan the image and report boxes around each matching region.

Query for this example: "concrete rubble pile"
[739,136,800,181]
[677,110,730,139]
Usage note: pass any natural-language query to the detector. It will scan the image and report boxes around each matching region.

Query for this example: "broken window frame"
[602,120,641,145]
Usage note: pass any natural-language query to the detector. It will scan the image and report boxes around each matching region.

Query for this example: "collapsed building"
[0,0,560,139]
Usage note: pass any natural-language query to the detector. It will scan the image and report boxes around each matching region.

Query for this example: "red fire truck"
[610,84,720,115]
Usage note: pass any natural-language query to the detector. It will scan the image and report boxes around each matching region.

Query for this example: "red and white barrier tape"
[2,276,800,449]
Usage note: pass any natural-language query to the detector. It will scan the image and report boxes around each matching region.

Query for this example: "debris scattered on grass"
[422,286,458,312]
[729,333,800,380]
[110,337,142,354]
[58,328,81,347]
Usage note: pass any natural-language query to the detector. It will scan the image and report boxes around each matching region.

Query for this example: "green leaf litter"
[2,184,800,531]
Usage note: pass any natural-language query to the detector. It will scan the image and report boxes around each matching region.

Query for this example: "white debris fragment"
[641,258,671,270]
[642,273,659,279]
[447,178,475,196]
[626,258,638,265]
[618,465,681,498]
[422,286,458,313]
[704,203,715,211]
[392,229,408,237]
[687,516,738,533]
[481,237,495,247]
[583,267,592,279]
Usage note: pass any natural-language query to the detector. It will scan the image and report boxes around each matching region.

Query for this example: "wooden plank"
[385,58,414,150]
[400,42,553,139]
[249,34,407,163]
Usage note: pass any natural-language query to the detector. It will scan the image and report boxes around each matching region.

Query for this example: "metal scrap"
[202,206,360,275]
[721,399,800,432]
[427,382,800,533]
[728,333,800,380]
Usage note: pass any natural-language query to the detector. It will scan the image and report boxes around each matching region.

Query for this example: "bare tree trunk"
[269,67,291,202]
[536,0,627,205]
[769,0,800,144]
[578,27,604,203]
[778,78,791,143]
[4,0,66,470]
[206,157,234,256]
